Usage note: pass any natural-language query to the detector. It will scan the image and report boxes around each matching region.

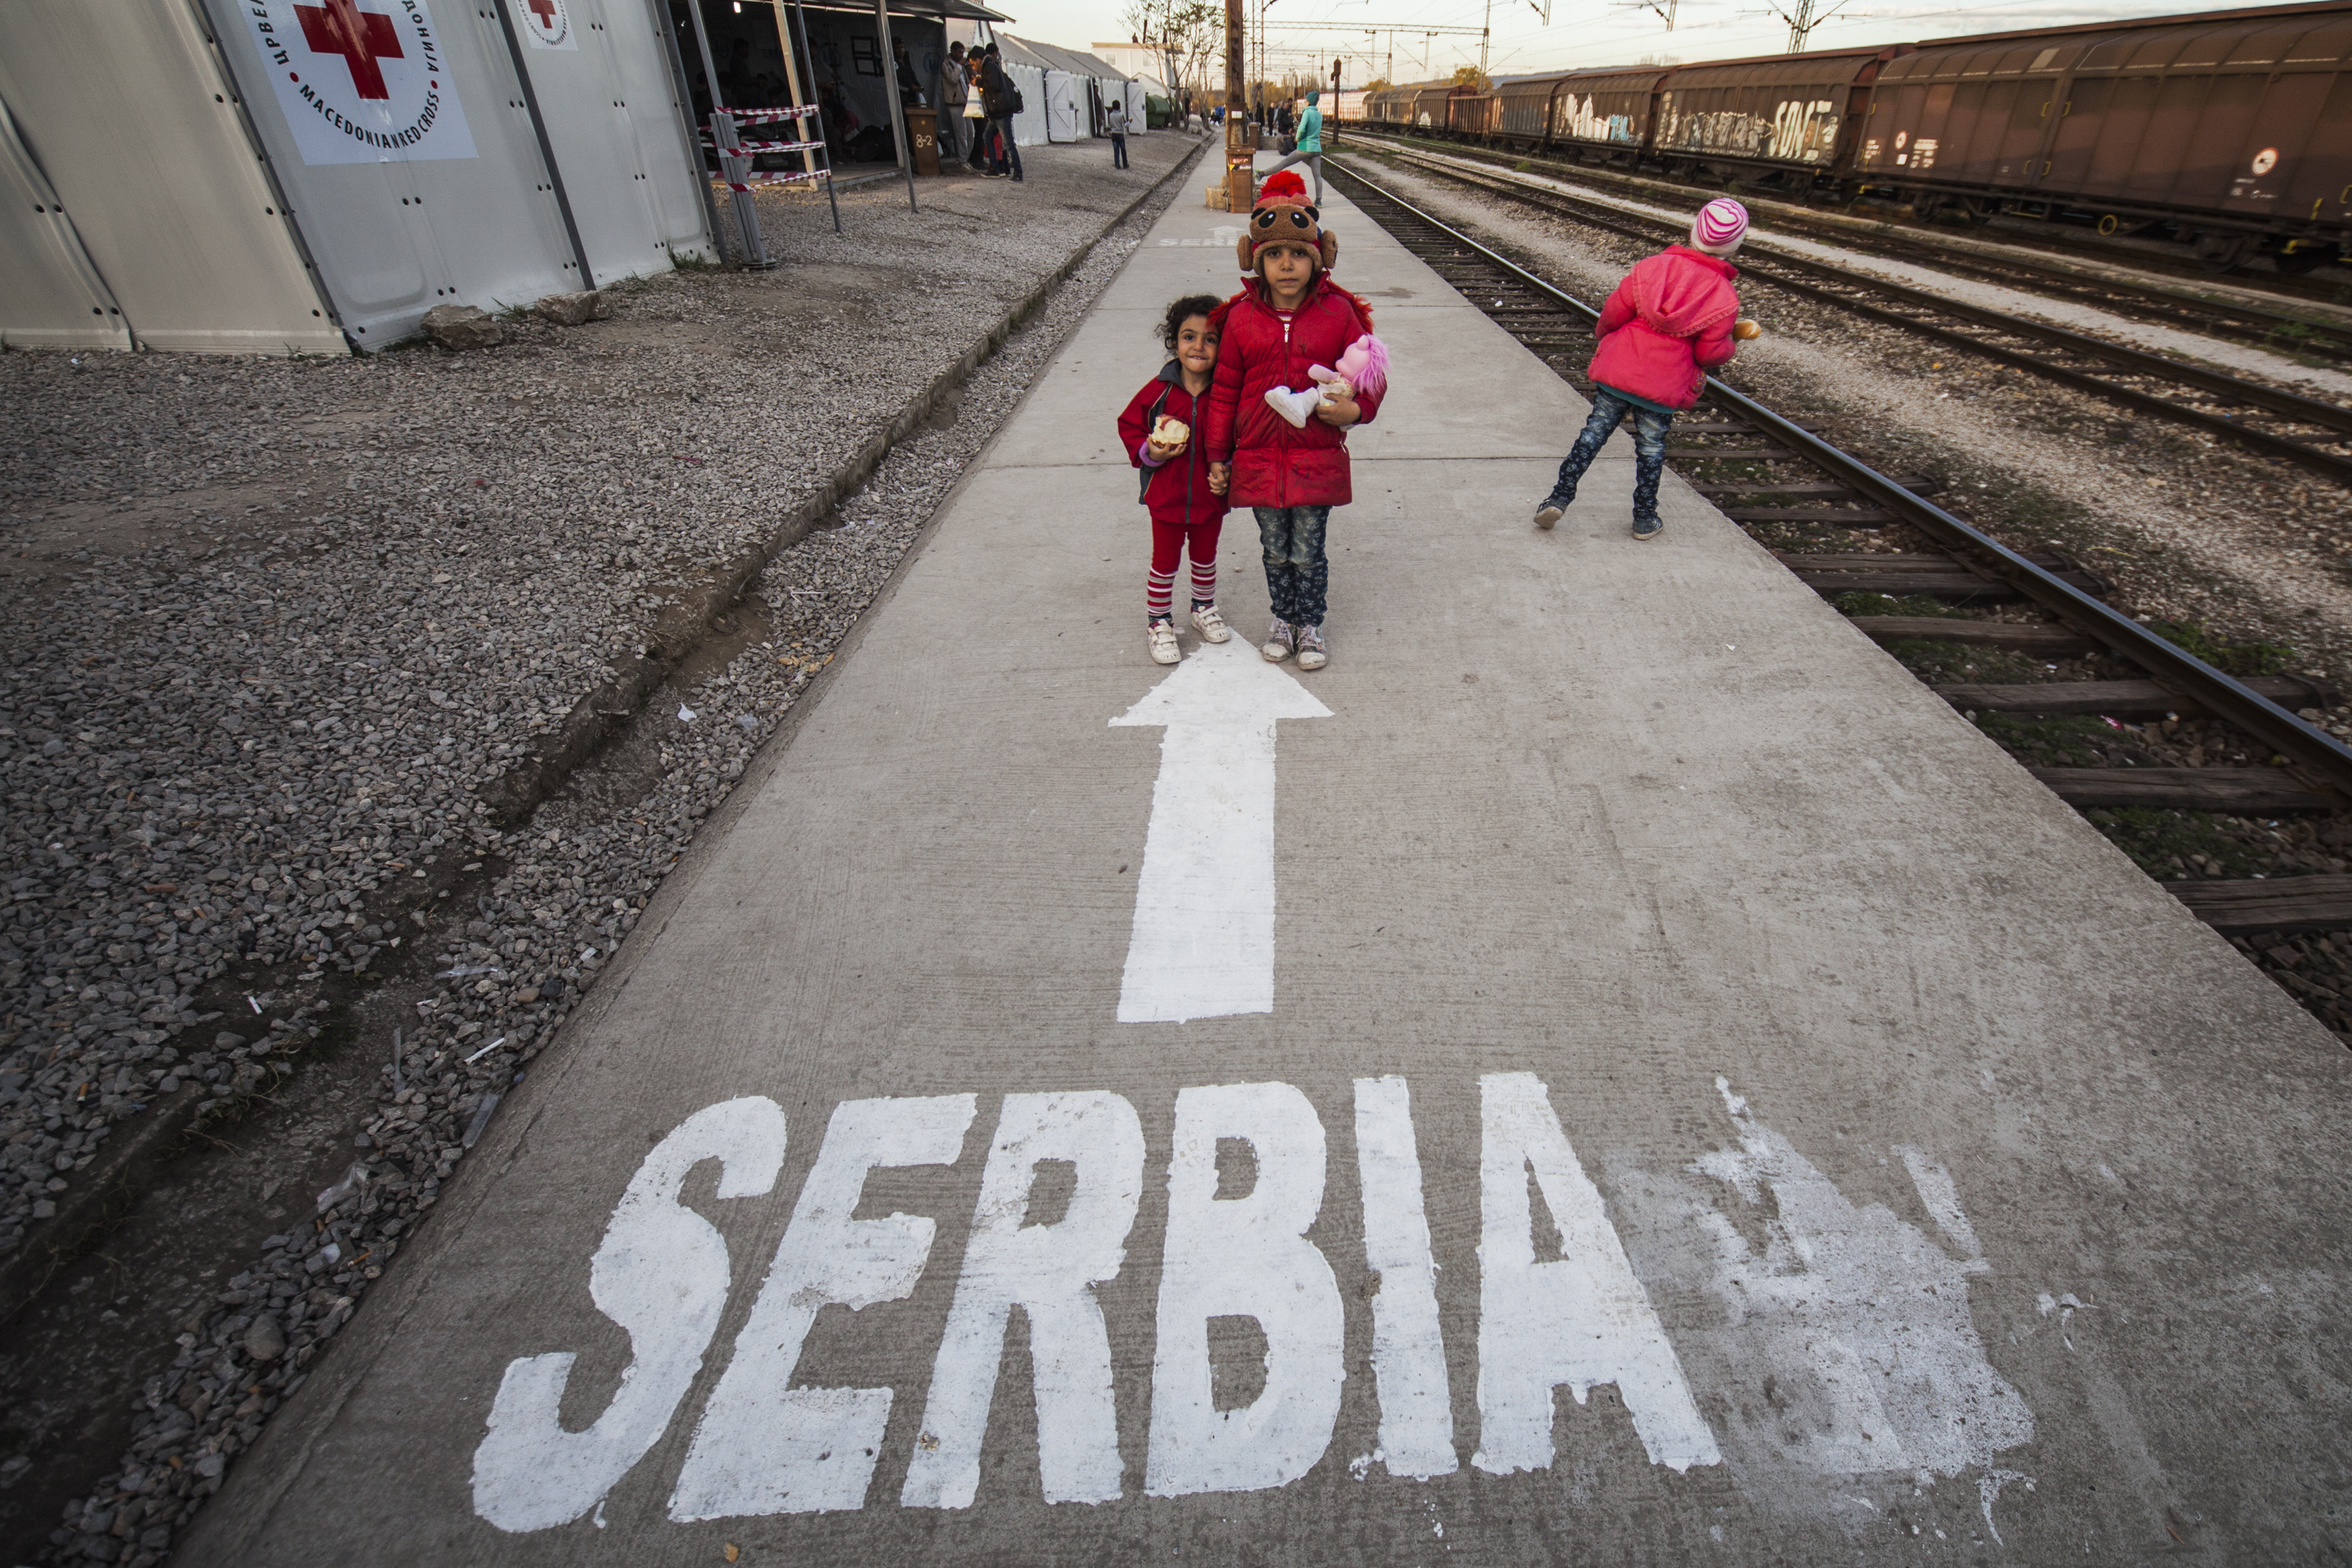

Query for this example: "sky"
[1007,0,2296,88]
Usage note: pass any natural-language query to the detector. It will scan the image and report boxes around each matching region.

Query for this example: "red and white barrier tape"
[705,137,825,155]
[718,168,833,190]
[716,105,821,124]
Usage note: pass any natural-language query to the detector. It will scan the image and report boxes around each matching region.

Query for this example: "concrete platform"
[180,165,2352,1565]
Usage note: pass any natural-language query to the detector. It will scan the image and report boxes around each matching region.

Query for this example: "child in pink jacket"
[1535,198,1749,542]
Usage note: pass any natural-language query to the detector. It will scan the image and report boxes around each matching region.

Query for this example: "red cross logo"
[527,0,559,23]
[293,0,404,100]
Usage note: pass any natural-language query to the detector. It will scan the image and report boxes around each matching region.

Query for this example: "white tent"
[1125,80,1149,131]
[994,34,1129,140]
[1004,62,1048,148]
[0,0,714,356]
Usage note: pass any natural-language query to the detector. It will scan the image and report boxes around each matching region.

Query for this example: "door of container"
[2217,68,2333,217]
[500,0,702,287]
[2040,73,2112,192]
[1043,70,1077,141]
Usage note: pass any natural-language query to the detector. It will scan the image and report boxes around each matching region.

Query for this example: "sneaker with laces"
[1534,494,1569,530]
[1190,603,1231,643]
[1260,618,1294,663]
[1147,619,1181,665]
[1294,624,1327,671]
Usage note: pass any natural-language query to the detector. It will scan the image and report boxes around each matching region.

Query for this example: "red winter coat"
[1587,244,1740,411]
[1200,275,1383,508]
[1117,364,1229,527]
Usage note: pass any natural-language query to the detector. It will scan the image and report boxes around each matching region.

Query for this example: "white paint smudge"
[1978,1468,2035,1544]
[1612,1078,2032,1497]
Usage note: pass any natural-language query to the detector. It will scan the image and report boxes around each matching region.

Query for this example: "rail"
[1329,158,2352,794]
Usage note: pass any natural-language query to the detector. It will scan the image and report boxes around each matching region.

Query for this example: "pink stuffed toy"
[1262,331,1391,428]
[1309,331,1390,407]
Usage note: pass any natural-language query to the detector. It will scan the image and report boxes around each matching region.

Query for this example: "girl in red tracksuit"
[1535,197,1755,542]
[1118,294,1232,665]
[1202,170,1386,672]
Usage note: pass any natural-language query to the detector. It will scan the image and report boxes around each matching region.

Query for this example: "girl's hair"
[1158,294,1223,355]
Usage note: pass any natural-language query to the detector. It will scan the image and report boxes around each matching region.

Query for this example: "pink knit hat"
[1689,197,1749,255]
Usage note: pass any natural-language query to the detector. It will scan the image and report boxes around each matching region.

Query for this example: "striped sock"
[1147,567,1176,622]
[1189,557,1216,609]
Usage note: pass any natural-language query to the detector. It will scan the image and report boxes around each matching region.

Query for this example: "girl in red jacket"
[1118,294,1232,664]
[1202,171,1386,672]
[1535,198,1752,542]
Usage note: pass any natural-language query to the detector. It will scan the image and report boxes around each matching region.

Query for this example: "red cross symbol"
[294,0,404,100]
[527,0,559,24]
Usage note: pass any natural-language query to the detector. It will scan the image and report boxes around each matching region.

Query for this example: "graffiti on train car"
[1556,93,1641,145]
[469,1073,2034,1532]
[1659,96,1841,163]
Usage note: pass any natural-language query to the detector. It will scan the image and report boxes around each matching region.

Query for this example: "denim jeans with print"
[1548,387,1675,526]
[1254,505,1331,626]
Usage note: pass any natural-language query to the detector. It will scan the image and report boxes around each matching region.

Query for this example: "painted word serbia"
[471,1074,2030,1530]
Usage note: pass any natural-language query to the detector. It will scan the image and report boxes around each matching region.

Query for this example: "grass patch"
[1832,591,1969,618]
[1971,711,2120,766]
[2147,617,2294,677]
[1887,640,2050,684]
[2083,806,2274,881]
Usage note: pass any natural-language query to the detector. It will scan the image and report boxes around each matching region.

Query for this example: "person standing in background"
[893,37,922,105]
[937,41,970,165]
[1262,88,1324,202]
[1105,94,1130,167]
[979,42,1023,182]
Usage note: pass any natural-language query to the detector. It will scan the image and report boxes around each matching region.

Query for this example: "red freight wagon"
[1653,46,1910,183]
[1859,1,2352,268]
[1534,67,1671,158]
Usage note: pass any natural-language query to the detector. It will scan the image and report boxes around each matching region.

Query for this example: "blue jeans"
[1549,387,1674,525]
[1111,132,1128,167]
[1255,505,1331,626]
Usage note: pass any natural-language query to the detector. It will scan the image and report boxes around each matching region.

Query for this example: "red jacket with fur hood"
[1200,274,1383,508]
[1587,244,1740,411]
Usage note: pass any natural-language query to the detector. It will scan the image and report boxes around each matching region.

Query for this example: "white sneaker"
[1260,618,1294,662]
[1294,624,1327,671]
[1263,386,1320,428]
[1147,619,1181,665]
[1190,604,1231,643]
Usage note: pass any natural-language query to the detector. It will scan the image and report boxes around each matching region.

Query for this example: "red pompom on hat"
[1237,170,1339,274]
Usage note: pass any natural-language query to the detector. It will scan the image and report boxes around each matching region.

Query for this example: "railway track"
[1330,158,2352,934]
[1348,130,2352,366]
[1344,141,2352,488]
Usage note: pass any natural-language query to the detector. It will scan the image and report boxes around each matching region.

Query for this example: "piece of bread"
[1153,416,1190,445]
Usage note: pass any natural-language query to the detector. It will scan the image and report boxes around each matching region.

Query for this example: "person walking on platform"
[1262,88,1324,202]
[977,43,1023,182]
[1535,197,1758,542]
[1204,171,1388,673]
[1119,294,1232,664]
[1105,96,1130,167]
[937,41,970,165]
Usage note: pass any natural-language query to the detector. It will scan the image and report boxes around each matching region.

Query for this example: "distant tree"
[1450,65,1491,91]
[1120,0,1220,95]
[1361,76,1391,93]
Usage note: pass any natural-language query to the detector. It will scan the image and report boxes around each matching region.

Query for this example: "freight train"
[1351,1,2352,272]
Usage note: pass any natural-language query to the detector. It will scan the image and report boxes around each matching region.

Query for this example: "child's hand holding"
[1147,414,1190,460]
[1314,390,1361,428]
[1207,462,1230,495]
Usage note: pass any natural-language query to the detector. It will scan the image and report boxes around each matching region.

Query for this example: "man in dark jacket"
[977,43,1023,182]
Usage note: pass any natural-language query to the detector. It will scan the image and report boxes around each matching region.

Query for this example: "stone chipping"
[0,133,1203,1564]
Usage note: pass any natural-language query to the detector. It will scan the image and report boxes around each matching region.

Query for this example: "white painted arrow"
[1110,636,1331,1023]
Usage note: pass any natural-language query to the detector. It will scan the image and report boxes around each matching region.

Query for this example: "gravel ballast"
[0,133,1205,1564]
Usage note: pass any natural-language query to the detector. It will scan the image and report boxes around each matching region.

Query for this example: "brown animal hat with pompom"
[1237,170,1339,274]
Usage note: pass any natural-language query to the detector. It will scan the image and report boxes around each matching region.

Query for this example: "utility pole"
[1480,0,1491,74]
[1225,0,1251,210]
